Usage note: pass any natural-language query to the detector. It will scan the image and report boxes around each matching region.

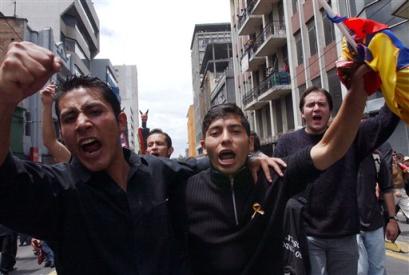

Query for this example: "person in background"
[0,225,17,275]
[392,152,409,223]
[41,83,71,163]
[356,142,399,275]
[274,83,399,275]
[146,128,174,158]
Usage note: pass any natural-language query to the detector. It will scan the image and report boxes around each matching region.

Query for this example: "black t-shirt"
[185,147,319,275]
[274,105,399,237]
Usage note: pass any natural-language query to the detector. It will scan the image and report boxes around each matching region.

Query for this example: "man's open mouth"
[312,115,322,121]
[218,150,236,165]
[80,137,102,154]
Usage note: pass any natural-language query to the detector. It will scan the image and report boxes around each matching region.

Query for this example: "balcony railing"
[237,0,258,30]
[258,71,290,96]
[255,21,286,48]
[242,86,258,106]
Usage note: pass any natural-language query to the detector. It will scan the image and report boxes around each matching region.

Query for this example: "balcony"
[242,86,269,111]
[258,71,291,101]
[252,0,280,15]
[255,21,287,57]
[242,88,257,107]
[240,42,265,72]
[237,3,262,36]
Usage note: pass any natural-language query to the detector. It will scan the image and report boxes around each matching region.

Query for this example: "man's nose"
[221,129,232,143]
[75,113,91,131]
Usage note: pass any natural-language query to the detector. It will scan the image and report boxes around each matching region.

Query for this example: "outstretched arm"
[0,42,61,165]
[41,84,71,163]
[311,64,371,170]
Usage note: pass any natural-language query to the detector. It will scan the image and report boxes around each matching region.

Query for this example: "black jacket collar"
[209,165,254,190]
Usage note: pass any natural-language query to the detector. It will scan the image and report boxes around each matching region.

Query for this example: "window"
[292,0,298,14]
[307,19,317,56]
[25,111,31,136]
[327,69,342,115]
[322,10,336,45]
[295,31,303,65]
[311,76,321,87]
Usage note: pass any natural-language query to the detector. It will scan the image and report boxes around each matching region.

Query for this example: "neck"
[305,127,326,135]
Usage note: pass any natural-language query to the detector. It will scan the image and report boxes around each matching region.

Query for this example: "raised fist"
[0,41,61,106]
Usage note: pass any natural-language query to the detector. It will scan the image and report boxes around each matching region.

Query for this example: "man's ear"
[118,112,127,132]
[200,139,207,155]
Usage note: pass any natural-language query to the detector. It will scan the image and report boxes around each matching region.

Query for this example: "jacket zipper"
[229,177,239,226]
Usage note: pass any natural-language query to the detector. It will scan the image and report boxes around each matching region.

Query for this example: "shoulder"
[187,168,210,184]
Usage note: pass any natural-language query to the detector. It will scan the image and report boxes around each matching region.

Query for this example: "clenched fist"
[0,41,61,106]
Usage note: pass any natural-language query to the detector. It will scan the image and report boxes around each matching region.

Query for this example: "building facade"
[229,0,292,155]
[114,65,140,153]
[0,0,99,76]
[190,23,231,154]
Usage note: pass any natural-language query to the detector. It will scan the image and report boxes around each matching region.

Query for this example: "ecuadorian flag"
[333,17,409,123]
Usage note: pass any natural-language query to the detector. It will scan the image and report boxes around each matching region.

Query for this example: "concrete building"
[190,23,231,154]
[0,0,99,75]
[114,65,139,153]
[229,0,291,155]
[186,105,197,157]
[229,0,409,155]
[200,41,236,109]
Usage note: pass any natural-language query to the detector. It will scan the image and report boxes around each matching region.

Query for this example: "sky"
[93,0,231,157]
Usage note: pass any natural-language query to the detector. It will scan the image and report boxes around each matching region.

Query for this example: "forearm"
[311,82,367,170]
[383,192,396,217]
[42,104,57,147]
[0,105,15,165]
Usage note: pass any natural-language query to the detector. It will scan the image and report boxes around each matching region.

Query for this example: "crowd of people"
[0,41,407,275]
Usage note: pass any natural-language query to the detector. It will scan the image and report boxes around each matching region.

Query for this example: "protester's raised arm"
[41,85,71,163]
[311,64,371,170]
[0,42,60,165]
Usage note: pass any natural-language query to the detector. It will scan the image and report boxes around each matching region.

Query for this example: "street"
[8,218,409,275]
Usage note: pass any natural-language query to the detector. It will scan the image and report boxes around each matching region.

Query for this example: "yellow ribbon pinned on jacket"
[251,203,265,219]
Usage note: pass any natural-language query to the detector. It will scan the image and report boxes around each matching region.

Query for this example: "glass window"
[327,69,342,115]
[295,31,303,65]
[307,19,317,56]
[311,76,321,87]
[25,111,31,136]
[292,0,298,14]
[322,10,336,45]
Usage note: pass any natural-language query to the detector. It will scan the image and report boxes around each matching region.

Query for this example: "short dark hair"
[147,128,173,148]
[299,86,333,112]
[202,103,250,137]
[55,75,121,122]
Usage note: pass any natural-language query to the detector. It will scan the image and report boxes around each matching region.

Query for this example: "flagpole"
[318,0,357,51]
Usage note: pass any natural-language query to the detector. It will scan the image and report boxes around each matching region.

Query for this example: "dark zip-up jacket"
[185,147,319,275]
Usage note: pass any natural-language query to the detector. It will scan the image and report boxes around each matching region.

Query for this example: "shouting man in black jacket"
[185,63,375,275]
